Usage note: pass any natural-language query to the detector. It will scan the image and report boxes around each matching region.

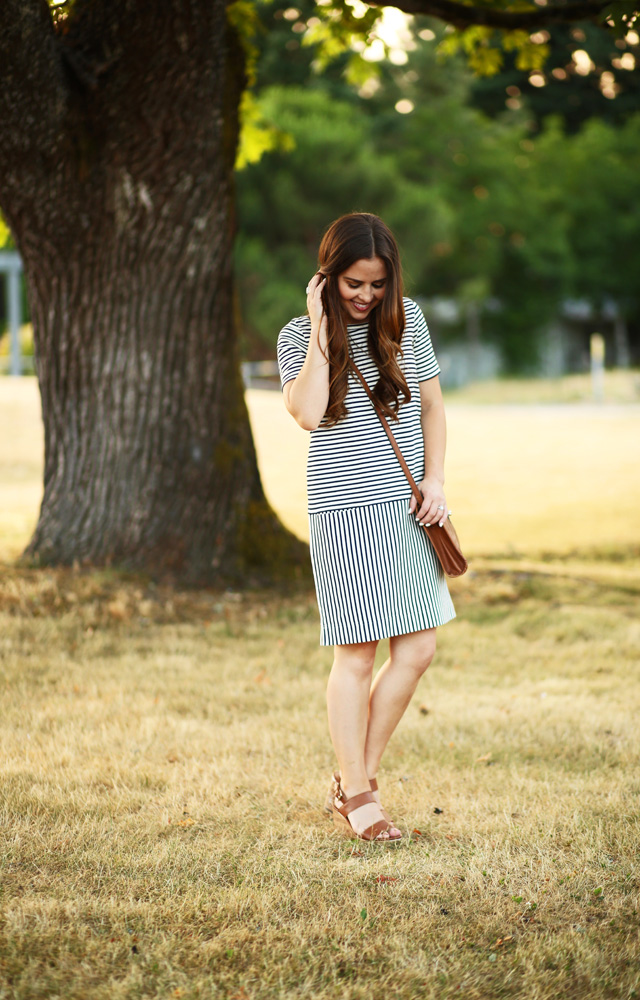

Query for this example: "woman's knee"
[392,631,436,678]
[333,641,377,681]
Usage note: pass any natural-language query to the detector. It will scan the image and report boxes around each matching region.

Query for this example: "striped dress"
[277,297,456,646]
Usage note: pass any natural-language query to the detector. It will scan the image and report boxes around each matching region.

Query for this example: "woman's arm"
[409,376,448,527]
[283,274,330,431]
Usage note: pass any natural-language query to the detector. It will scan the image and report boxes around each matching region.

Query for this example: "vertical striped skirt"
[309,497,456,646]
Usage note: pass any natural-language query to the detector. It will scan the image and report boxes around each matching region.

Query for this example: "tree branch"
[368,0,611,29]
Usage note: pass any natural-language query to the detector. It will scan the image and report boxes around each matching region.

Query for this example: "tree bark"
[0,0,309,584]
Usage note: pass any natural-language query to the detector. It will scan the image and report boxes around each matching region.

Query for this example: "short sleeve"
[409,299,440,382]
[277,316,310,389]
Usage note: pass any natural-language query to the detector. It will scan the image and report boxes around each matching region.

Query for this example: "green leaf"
[0,213,12,248]
[360,908,367,920]
[236,92,295,170]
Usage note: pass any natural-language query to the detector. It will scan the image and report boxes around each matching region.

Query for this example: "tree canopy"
[235,5,640,371]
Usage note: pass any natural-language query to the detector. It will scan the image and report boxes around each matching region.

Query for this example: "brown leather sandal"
[325,772,402,837]
[369,776,395,826]
[332,783,398,844]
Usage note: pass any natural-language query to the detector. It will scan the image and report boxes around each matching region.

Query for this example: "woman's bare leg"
[364,628,437,780]
[326,640,390,836]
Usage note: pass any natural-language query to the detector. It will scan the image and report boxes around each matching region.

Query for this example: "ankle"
[340,773,371,799]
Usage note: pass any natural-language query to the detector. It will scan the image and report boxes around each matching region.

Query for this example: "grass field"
[1,376,639,999]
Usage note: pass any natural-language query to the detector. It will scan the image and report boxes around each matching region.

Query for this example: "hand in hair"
[307,272,327,339]
[283,273,330,431]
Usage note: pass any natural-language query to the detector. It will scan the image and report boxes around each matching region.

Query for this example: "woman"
[277,213,456,845]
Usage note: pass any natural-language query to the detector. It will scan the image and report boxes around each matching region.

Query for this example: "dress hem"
[320,607,456,647]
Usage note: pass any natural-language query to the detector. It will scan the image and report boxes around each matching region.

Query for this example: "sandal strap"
[361,818,391,842]
[340,789,376,816]
[330,771,379,796]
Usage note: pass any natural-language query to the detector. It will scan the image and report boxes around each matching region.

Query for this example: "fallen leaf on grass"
[496,936,514,946]
[253,670,270,685]
[174,812,196,827]
[475,752,492,763]
[375,875,398,884]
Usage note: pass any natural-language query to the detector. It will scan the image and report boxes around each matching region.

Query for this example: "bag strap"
[350,361,424,508]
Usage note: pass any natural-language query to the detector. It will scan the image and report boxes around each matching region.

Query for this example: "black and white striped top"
[277,297,440,515]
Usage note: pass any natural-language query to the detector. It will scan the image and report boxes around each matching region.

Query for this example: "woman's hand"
[409,476,450,528]
[283,273,331,431]
[306,272,327,340]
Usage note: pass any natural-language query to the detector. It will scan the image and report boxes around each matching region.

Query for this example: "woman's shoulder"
[402,297,425,321]
[277,314,311,345]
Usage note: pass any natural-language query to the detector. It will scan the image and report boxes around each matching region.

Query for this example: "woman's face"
[337,256,387,323]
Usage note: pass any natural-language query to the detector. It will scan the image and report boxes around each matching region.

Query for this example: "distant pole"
[613,314,630,369]
[8,265,22,376]
[590,333,605,403]
[466,300,480,377]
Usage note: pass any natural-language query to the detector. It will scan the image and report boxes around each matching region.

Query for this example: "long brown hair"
[316,213,409,425]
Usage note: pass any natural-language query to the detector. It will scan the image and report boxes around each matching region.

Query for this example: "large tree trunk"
[0,0,308,584]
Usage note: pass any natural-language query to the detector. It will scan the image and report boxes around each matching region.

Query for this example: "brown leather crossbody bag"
[351,362,468,578]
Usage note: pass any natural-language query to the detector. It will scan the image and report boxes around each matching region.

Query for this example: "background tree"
[469,23,640,132]
[237,14,640,371]
[1,0,637,582]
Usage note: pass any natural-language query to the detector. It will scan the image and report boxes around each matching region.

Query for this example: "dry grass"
[445,369,640,406]
[0,378,43,561]
[1,376,640,998]
[1,557,639,1000]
